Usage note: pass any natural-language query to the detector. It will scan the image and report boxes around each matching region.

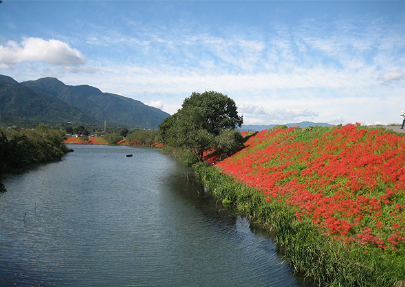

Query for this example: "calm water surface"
[0,145,312,287]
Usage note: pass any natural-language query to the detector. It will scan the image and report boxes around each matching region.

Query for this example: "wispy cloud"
[378,71,404,84]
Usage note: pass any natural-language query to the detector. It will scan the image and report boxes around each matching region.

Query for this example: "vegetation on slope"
[21,77,111,123]
[195,124,405,286]
[0,79,97,125]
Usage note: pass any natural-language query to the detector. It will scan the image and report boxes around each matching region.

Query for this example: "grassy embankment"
[196,124,405,287]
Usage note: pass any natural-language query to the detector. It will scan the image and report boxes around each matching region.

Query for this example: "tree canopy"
[159,91,244,165]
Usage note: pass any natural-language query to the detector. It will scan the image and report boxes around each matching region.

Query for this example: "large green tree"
[159,91,244,165]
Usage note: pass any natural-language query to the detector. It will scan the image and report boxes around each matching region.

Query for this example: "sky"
[1,1,405,126]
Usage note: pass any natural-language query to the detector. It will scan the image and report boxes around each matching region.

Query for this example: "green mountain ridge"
[0,75,18,84]
[0,75,170,128]
[0,80,97,125]
[21,77,118,124]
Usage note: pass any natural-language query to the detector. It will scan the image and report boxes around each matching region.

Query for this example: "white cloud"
[239,104,268,116]
[239,104,319,125]
[378,71,404,84]
[328,117,345,125]
[146,100,163,110]
[0,37,86,68]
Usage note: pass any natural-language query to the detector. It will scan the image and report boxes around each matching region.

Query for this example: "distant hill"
[0,79,97,125]
[68,85,168,129]
[0,75,18,84]
[0,75,170,128]
[21,77,118,124]
[21,77,169,128]
[241,121,332,132]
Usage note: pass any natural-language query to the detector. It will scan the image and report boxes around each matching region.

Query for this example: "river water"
[0,145,311,287]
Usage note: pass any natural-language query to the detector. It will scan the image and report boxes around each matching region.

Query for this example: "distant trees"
[158,91,244,165]
[103,133,122,145]
[65,126,74,134]
[73,125,85,136]
[126,130,158,146]
[118,127,129,137]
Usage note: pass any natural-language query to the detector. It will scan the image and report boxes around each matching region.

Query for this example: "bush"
[103,133,122,145]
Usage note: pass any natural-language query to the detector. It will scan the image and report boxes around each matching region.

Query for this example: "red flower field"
[216,124,405,250]
[64,137,108,144]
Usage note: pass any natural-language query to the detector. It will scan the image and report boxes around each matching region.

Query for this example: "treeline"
[0,125,71,191]
[102,130,159,146]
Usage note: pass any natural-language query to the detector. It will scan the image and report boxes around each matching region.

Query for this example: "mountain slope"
[85,92,169,128]
[21,77,170,128]
[67,85,103,98]
[0,75,18,84]
[21,77,113,124]
[0,79,97,125]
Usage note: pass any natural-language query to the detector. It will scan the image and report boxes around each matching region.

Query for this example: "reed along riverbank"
[195,124,405,287]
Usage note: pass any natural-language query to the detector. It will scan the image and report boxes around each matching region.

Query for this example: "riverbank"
[196,124,405,286]
[0,127,71,192]
[63,137,164,147]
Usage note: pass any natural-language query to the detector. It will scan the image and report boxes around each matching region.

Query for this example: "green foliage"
[181,91,243,135]
[118,127,129,137]
[73,125,85,136]
[214,128,245,160]
[159,91,243,165]
[103,133,122,144]
[0,127,71,191]
[126,130,158,145]
[80,135,89,142]
[274,124,288,129]
[64,126,73,134]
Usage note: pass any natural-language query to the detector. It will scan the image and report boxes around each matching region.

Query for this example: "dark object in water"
[126,154,133,157]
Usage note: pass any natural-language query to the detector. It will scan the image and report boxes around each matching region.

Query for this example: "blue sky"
[1,1,405,126]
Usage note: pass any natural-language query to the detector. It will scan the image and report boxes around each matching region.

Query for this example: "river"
[0,145,312,287]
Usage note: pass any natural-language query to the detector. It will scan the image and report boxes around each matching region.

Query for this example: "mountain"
[21,77,115,124]
[241,121,332,132]
[0,79,98,125]
[20,77,169,128]
[68,85,168,128]
[0,75,18,84]
[68,85,103,98]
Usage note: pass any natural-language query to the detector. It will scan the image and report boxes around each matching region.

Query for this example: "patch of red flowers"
[63,137,82,144]
[203,149,221,165]
[216,124,405,250]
